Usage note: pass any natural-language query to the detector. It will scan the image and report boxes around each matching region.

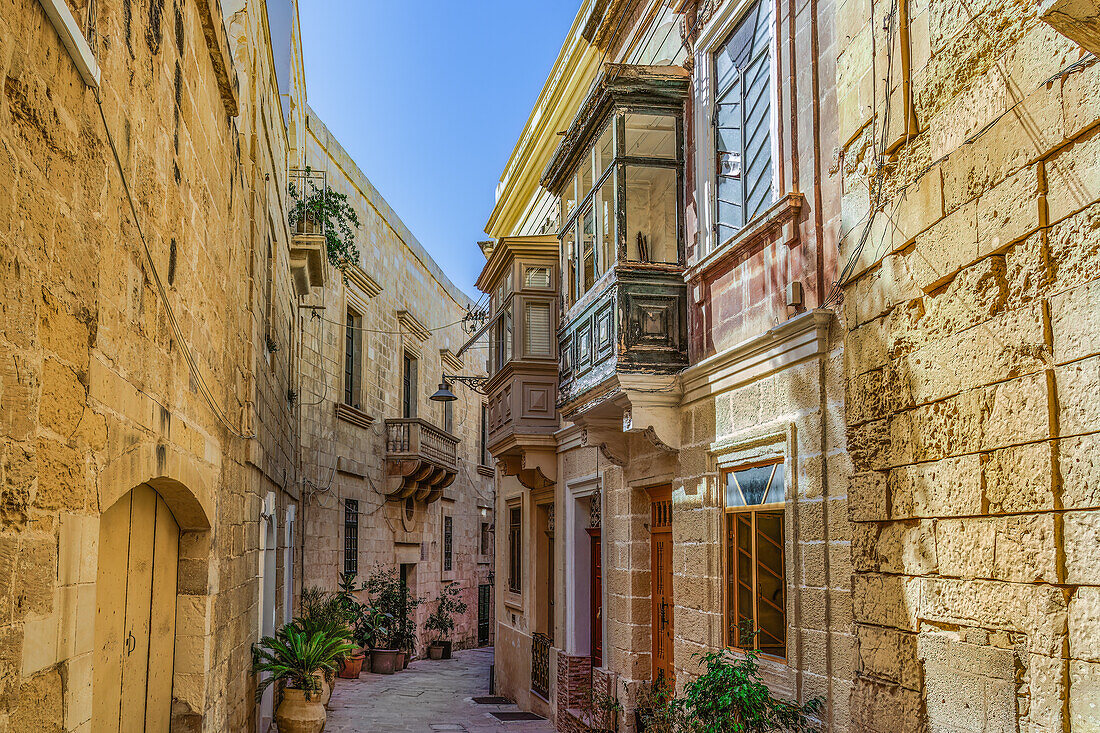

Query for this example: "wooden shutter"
[714,0,773,245]
[524,302,552,356]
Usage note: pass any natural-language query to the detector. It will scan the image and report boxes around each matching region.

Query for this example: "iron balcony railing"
[384,418,458,471]
[531,632,551,700]
[289,168,327,237]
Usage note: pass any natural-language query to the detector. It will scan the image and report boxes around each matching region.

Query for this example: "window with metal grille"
[480,403,490,466]
[713,0,775,246]
[443,515,453,571]
[402,353,417,418]
[345,309,362,407]
[344,499,359,576]
[723,462,786,658]
[508,505,521,594]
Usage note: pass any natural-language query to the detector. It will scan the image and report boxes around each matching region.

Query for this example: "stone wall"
[836,0,1100,728]
[0,0,261,729]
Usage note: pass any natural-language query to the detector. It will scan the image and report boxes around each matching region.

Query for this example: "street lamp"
[430,374,489,401]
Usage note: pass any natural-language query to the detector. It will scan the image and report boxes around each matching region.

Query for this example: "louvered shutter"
[525,302,552,356]
[715,0,773,246]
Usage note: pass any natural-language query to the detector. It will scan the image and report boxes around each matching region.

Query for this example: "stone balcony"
[384,418,458,504]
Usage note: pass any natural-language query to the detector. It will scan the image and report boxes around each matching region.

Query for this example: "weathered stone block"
[1055,355,1100,436]
[852,573,919,630]
[936,518,996,578]
[1045,128,1100,226]
[983,441,1057,513]
[1050,277,1100,364]
[976,163,1041,256]
[889,454,981,518]
[907,200,979,292]
[849,471,888,521]
[1063,510,1100,584]
[1068,586,1100,662]
[1060,432,1100,509]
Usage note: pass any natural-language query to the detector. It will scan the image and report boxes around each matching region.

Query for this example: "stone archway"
[94,443,216,732]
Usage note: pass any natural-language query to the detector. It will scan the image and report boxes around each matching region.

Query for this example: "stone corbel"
[581,426,627,467]
[498,450,557,490]
[617,376,683,452]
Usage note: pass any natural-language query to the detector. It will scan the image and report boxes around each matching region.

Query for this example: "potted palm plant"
[425,583,468,660]
[253,624,353,733]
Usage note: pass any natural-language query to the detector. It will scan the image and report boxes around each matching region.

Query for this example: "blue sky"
[299,1,578,299]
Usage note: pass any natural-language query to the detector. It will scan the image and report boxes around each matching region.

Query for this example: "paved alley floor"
[324,648,555,733]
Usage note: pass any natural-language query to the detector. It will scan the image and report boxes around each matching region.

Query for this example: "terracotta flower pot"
[314,671,332,708]
[428,643,444,660]
[371,649,398,675]
[441,640,453,659]
[395,650,407,670]
[339,652,365,679]
[275,687,326,733]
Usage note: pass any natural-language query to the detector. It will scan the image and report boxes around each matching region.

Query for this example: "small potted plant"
[365,566,422,672]
[425,582,468,660]
[352,604,393,674]
[392,625,418,669]
[253,624,353,733]
[633,678,678,733]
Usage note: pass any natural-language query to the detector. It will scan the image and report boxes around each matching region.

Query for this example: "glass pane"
[563,175,577,221]
[503,305,513,363]
[525,266,551,289]
[524,302,552,357]
[735,513,754,648]
[624,166,678,264]
[595,122,615,177]
[581,205,596,293]
[765,463,785,504]
[725,471,746,507]
[624,113,677,159]
[596,174,615,278]
[561,224,576,309]
[755,511,785,657]
[726,514,738,644]
[579,151,595,202]
[733,464,774,505]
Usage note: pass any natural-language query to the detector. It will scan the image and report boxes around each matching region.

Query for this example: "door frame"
[646,485,674,683]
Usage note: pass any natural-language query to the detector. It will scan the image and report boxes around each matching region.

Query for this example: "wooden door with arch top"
[649,485,675,684]
[93,483,180,732]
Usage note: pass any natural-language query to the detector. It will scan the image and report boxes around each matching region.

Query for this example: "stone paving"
[324,648,556,733]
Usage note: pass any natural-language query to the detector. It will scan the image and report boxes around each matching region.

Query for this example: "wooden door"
[93,485,180,733]
[649,487,674,683]
[477,584,491,646]
[587,527,602,668]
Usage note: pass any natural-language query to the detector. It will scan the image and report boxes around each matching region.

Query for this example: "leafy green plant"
[634,678,682,733]
[353,605,393,650]
[253,624,354,702]
[425,582,468,644]
[585,684,623,731]
[288,166,361,269]
[365,566,423,649]
[678,631,822,733]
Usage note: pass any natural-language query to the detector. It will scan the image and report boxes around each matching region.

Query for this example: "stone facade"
[0,0,491,730]
[836,0,1100,729]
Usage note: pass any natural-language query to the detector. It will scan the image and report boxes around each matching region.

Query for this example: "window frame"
[443,514,454,572]
[480,403,490,467]
[344,307,363,408]
[507,504,522,595]
[698,0,781,257]
[721,460,787,660]
[344,499,359,576]
[402,352,418,418]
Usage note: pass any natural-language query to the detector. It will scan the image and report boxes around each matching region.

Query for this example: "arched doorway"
[92,484,180,732]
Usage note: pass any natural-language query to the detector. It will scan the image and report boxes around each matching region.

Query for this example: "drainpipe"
[38,0,100,89]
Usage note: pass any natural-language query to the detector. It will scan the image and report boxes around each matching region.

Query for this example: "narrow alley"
[325,649,554,733]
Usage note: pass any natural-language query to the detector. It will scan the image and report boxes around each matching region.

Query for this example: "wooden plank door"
[649,486,674,683]
[587,527,602,669]
[93,485,180,733]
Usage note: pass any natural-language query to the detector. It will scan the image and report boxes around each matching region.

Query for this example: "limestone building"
[0,0,491,731]
[480,0,849,730]
[836,0,1100,728]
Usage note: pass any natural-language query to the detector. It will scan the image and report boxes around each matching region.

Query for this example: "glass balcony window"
[556,109,682,307]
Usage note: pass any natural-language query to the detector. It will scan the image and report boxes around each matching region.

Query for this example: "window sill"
[477,464,495,478]
[504,592,524,612]
[335,402,374,429]
[684,193,804,285]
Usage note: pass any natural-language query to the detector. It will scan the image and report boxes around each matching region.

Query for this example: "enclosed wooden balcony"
[384,418,458,504]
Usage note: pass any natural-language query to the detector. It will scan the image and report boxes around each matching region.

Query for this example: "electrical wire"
[94,88,256,440]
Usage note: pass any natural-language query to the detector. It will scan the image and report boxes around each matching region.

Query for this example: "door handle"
[660,598,668,627]
[125,632,136,656]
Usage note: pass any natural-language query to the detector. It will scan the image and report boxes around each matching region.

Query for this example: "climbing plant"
[288,166,361,269]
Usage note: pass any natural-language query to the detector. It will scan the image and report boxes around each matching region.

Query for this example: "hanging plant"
[288,166,362,270]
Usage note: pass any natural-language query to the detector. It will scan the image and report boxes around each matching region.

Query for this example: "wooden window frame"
[721,461,787,661]
[507,504,522,595]
[344,499,359,576]
[345,307,363,408]
[402,352,418,418]
[443,514,453,572]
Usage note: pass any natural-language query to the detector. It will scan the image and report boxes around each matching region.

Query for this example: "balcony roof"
[541,63,690,193]
[474,235,559,294]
